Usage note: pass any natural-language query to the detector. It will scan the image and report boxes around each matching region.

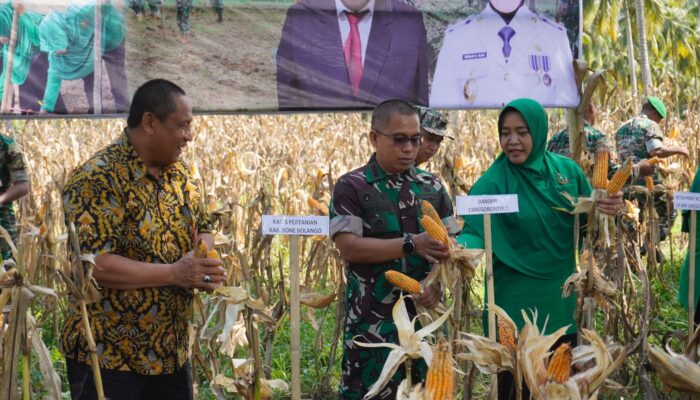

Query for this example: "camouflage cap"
[415,106,452,139]
[646,96,667,119]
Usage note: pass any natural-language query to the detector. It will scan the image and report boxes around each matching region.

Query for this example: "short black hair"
[127,79,187,128]
[371,99,418,131]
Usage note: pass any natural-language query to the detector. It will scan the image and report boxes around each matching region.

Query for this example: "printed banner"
[0,0,581,116]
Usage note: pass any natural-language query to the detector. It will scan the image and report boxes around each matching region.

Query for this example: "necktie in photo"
[343,10,368,94]
[498,26,516,59]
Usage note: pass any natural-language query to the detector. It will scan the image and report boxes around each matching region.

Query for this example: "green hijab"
[459,98,592,279]
[679,167,700,311]
[0,3,42,88]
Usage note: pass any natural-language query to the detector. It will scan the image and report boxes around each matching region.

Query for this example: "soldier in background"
[212,0,223,23]
[130,0,160,20]
[414,106,452,166]
[0,134,29,262]
[616,96,689,255]
[177,0,193,43]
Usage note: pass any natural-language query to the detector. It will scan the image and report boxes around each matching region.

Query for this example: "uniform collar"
[364,153,417,184]
[335,0,375,17]
[484,2,535,25]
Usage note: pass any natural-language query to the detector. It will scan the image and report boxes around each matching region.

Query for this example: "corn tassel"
[426,338,454,400]
[607,159,632,195]
[591,149,609,189]
[385,270,422,295]
[497,318,517,352]
[546,343,572,383]
[420,216,449,245]
[645,176,654,192]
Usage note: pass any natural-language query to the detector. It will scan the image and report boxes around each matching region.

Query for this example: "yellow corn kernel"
[308,197,329,215]
[207,249,220,260]
[194,238,208,258]
[497,318,516,352]
[607,159,632,195]
[592,149,609,189]
[426,338,454,400]
[420,216,449,246]
[645,176,654,192]
[547,343,572,383]
[384,270,422,295]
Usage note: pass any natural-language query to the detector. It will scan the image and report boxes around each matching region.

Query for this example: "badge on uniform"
[556,172,569,185]
[529,55,552,86]
[463,78,476,103]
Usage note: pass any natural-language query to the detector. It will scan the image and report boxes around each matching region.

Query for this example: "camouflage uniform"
[130,0,160,16]
[330,154,458,399]
[616,114,675,240]
[211,0,223,22]
[0,135,28,261]
[177,0,193,33]
[547,123,618,179]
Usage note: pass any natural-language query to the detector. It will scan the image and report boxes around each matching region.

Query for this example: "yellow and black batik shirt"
[61,131,212,375]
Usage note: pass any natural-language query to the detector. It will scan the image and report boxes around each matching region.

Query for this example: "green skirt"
[484,259,577,336]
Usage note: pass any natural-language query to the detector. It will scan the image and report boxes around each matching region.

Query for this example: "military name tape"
[673,192,700,211]
[456,194,519,215]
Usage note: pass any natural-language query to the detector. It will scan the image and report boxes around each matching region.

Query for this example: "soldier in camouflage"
[414,106,452,167]
[212,0,223,23]
[547,102,618,179]
[0,134,29,262]
[177,0,193,43]
[616,96,689,244]
[130,0,160,19]
[330,100,459,399]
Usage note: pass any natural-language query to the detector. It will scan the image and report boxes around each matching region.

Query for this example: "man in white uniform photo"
[430,0,579,109]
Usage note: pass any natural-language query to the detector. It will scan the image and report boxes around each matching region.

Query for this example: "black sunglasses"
[373,129,423,147]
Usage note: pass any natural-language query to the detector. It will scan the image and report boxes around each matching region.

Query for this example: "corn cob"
[426,338,454,400]
[207,249,220,260]
[647,156,660,165]
[308,198,329,215]
[547,343,572,383]
[385,270,422,295]
[421,201,445,229]
[420,216,449,245]
[195,238,208,258]
[497,318,517,352]
[645,176,654,192]
[454,155,465,171]
[591,149,609,189]
[607,159,632,195]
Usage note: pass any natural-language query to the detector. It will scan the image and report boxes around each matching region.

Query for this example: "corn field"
[2,92,700,399]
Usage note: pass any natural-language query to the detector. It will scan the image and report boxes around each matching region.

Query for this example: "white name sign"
[674,192,700,211]
[456,194,519,215]
[262,215,329,236]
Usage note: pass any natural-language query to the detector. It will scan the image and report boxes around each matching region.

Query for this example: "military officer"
[616,96,689,245]
[415,106,452,166]
[430,0,579,109]
[330,100,458,399]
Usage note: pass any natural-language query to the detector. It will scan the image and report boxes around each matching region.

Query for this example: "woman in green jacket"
[457,98,622,399]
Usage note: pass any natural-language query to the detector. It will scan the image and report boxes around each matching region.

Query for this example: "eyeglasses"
[373,129,423,147]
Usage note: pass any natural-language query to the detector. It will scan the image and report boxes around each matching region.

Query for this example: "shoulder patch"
[539,16,565,32]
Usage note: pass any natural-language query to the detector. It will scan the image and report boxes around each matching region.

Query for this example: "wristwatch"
[402,234,416,255]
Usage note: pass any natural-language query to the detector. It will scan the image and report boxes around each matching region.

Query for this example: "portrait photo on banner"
[0,0,580,117]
